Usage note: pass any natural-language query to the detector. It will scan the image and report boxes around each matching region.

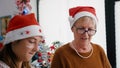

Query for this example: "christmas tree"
[32,41,63,68]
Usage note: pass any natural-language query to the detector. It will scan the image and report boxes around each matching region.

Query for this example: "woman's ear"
[71,27,74,32]
[11,41,18,46]
[11,41,16,46]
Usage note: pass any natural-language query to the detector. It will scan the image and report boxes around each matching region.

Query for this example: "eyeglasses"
[73,25,96,36]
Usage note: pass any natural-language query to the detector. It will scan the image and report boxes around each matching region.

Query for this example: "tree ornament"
[15,0,32,15]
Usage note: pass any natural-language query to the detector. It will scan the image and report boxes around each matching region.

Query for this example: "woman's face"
[12,36,42,62]
[72,16,96,45]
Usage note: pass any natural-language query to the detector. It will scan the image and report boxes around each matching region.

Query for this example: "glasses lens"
[77,28,85,34]
[88,30,96,36]
[74,26,96,36]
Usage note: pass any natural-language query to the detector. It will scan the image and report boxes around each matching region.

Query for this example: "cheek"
[19,45,34,60]
[89,36,93,40]
[26,45,34,49]
[18,44,34,52]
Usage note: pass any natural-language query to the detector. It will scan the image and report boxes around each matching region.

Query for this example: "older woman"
[0,13,44,68]
[51,6,111,68]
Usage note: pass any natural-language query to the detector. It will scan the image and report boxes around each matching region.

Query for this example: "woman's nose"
[33,44,39,52]
[82,31,89,37]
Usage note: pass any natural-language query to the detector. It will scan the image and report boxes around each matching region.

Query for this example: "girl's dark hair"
[0,43,31,68]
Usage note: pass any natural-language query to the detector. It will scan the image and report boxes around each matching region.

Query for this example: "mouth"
[29,52,35,56]
[81,38,88,40]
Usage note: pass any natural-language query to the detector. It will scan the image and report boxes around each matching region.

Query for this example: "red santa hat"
[4,13,44,45]
[69,6,98,28]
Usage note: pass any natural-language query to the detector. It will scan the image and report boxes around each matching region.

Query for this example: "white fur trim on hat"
[69,11,98,28]
[4,25,44,45]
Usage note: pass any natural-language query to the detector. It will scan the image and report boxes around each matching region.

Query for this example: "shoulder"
[0,60,10,68]
[92,43,104,50]
[55,43,70,52]
[91,43,106,53]
[91,43,109,59]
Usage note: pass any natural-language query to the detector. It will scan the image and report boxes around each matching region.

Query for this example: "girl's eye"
[28,39,36,43]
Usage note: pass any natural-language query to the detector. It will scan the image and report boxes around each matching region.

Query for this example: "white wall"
[0,0,16,17]
[39,0,72,46]
[30,0,37,18]
[39,0,107,52]
[115,1,120,68]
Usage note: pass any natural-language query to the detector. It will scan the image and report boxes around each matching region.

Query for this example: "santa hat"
[4,13,44,45]
[69,6,98,28]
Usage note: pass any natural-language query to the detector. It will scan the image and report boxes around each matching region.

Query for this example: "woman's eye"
[88,29,95,31]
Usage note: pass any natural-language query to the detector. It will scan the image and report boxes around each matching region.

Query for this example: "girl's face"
[12,36,42,62]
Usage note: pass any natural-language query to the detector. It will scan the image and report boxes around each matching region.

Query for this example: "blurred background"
[0,0,119,68]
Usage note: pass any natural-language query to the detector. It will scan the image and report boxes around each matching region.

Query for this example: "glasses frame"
[73,25,96,36]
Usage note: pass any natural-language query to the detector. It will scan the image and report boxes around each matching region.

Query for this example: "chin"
[23,57,32,61]
[24,59,31,62]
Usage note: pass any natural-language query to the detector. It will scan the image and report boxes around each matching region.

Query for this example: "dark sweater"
[51,43,111,68]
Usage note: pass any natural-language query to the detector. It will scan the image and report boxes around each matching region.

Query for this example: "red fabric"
[69,6,96,17]
[6,13,39,33]
[0,43,3,49]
